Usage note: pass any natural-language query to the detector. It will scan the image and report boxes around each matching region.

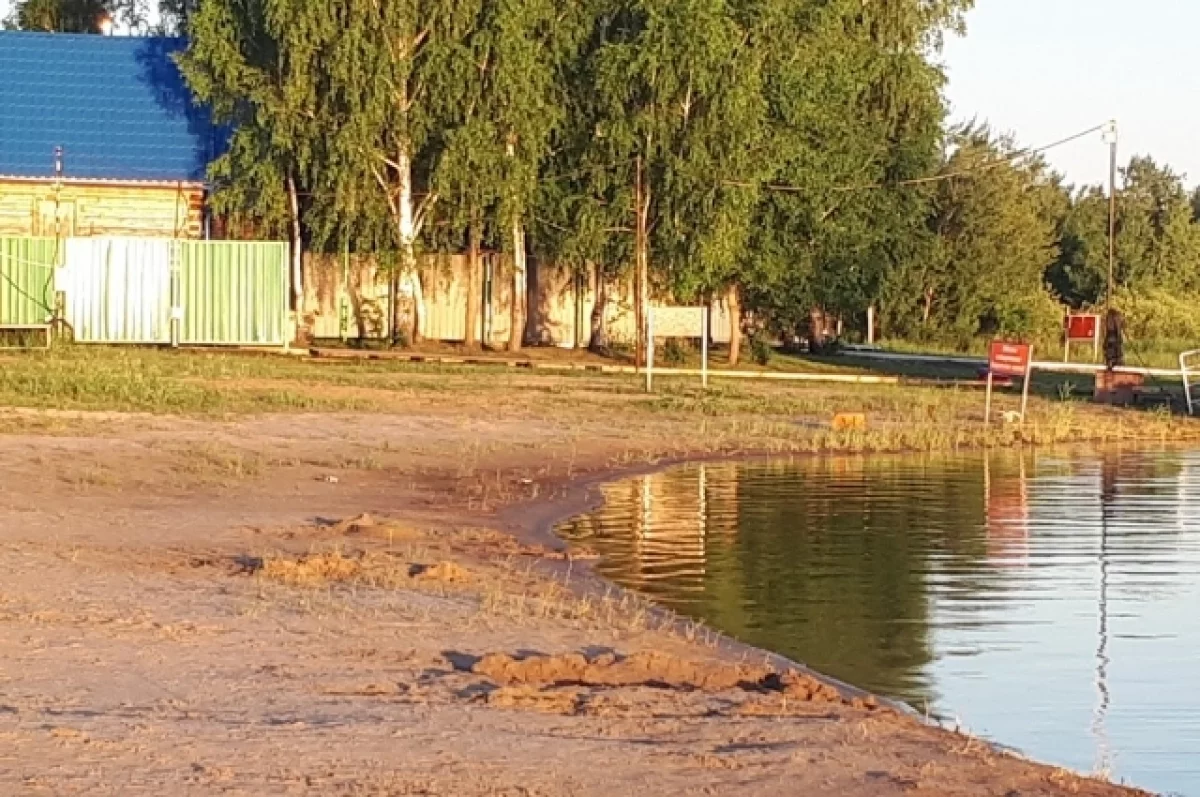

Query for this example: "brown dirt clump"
[484,685,582,714]
[410,561,471,584]
[328,513,426,544]
[260,550,363,586]
[471,651,846,703]
[330,513,381,535]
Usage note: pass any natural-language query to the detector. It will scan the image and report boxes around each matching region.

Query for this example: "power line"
[723,122,1112,195]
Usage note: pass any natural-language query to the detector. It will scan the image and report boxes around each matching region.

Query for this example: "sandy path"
[0,410,1144,796]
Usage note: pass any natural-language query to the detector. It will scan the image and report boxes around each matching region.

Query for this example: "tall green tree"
[183,0,478,342]
[533,0,634,352]
[8,0,110,32]
[178,0,323,310]
[884,126,1063,345]
[743,0,967,349]
[1051,156,1200,307]
[423,0,564,350]
[542,0,767,361]
[292,0,429,342]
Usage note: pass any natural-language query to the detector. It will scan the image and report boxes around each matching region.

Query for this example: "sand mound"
[472,651,848,703]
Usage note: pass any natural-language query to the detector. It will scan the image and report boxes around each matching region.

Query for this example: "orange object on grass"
[831,413,867,432]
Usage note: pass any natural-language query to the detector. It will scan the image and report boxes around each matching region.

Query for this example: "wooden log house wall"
[0,178,205,239]
[0,32,219,242]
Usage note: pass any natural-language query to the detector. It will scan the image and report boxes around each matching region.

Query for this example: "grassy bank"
[0,346,1159,796]
[0,346,1196,457]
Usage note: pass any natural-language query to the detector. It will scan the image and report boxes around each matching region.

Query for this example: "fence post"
[984,372,994,425]
[1182,352,1198,416]
[170,240,181,348]
[1020,348,1035,423]
[701,306,709,389]
[645,309,655,393]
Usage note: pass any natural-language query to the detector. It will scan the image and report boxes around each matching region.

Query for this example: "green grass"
[0,347,419,414]
[875,336,1200,371]
[1,345,1198,459]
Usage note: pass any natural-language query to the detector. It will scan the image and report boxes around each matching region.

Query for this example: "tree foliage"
[7,0,111,32]
[881,126,1064,345]
[4,0,178,33]
[177,0,1200,353]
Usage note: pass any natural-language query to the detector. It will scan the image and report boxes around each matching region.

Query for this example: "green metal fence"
[0,237,289,346]
[177,241,289,346]
[0,237,59,326]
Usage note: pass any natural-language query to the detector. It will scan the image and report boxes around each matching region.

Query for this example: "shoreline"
[493,449,894,707]
[492,438,1198,792]
[0,353,1169,795]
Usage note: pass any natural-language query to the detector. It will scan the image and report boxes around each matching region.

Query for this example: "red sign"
[1065,314,1099,342]
[989,341,1032,378]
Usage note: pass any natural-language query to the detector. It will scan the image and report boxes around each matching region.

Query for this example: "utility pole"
[1103,121,1118,312]
[634,155,649,370]
[1101,121,1125,370]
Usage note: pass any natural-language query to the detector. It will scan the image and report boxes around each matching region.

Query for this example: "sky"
[942,0,1200,188]
[1,0,1194,188]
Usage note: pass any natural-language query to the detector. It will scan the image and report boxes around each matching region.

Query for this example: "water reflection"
[558,449,1200,795]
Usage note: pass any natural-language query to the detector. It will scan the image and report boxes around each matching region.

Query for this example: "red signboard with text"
[989,341,1032,378]
[1065,314,1099,342]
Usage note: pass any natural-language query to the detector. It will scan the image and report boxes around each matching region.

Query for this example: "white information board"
[646,306,710,392]
[651,307,705,338]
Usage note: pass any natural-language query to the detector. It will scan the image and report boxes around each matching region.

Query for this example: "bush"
[661,338,689,366]
[1108,288,1200,343]
[749,332,773,366]
[989,289,1068,353]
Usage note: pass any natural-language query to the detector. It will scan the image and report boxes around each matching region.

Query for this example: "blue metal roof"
[0,32,217,183]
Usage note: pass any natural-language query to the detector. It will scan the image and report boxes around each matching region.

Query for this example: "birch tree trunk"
[286,172,303,313]
[727,285,742,367]
[464,224,482,350]
[589,264,609,352]
[396,147,423,345]
[634,156,649,368]
[508,217,527,352]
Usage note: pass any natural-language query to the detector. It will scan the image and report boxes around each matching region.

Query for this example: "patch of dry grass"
[259,549,365,586]
[172,442,265,483]
[252,542,476,594]
[61,463,122,490]
[410,561,472,584]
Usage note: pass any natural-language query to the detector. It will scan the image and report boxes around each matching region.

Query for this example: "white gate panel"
[59,238,173,344]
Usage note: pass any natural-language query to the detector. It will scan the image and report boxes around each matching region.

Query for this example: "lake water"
[557,449,1200,796]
